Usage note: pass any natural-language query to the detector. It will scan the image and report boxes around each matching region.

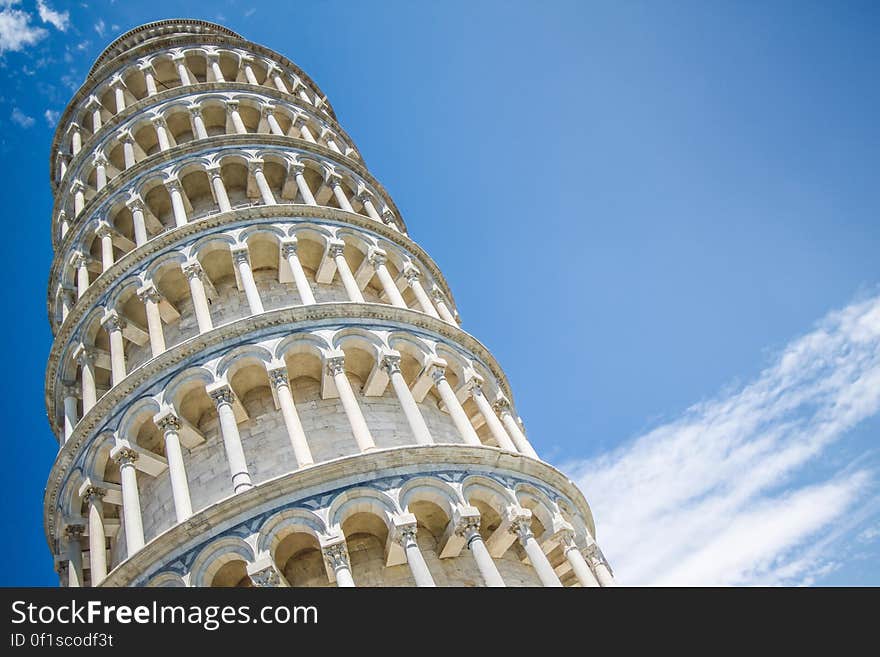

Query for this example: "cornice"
[50,132,406,250]
[52,82,360,197]
[59,445,595,583]
[50,31,338,176]
[46,204,452,335]
[43,305,520,542]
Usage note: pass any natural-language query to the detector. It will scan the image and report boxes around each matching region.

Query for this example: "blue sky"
[0,0,878,586]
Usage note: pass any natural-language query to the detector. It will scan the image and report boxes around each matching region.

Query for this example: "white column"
[182,261,213,332]
[96,223,114,272]
[493,398,539,458]
[87,97,103,132]
[404,269,440,318]
[155,413,193,522]
[469,381,517,451]
[226,100,247,134]
[207,54,225,82]
[137,284,166,357]
[356,193,382,221]
[560,533,600,587]
[262,105,284,136]
[60,287,75,322]
[585,544,616,587]
[268,64,290,93]
[231,247,265,315]
[394,523,435,587]
[457,517,505,587]
[323,543,356,587]
[111,79,126,114]
[207,165,232,212]
[267,367,314,467]
[76,347,97,413]
[281,240,316,305]
[326,356,375,452]
[250,161,276,204]
[512,516,562,587]
[173,55,192,86]
[73,253,90,297]
[294,80,312,104]
[369,251,407,308]
[83,487,107,584]
[69,124,82,155]
[293,166,317,205]
[329,242,364,303]
[328,176,354,212]
[208,385,253,493]
[189,105,208,139]
[152,116,171,151]
[431,367,481,446]
[165,178,189,227]
[59,211,70,240]
[295,117,317,143]
[139,63,158,96]
[62,385,78,442]
[118,131,136,169]
[93,155,108,191]
[431,288,457,324]
[126,196,148,246]
[382,355,432,445]
[101,311,127,386]
[114,448,145,555]
[241,58,259,85]
[321,128,342,153]
[63,525,85,588]
[72,181,85,215]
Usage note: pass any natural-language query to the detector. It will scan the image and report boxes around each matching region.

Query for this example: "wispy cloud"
[36,0,68,32]
[0,2,48,54]
[10,107,34,127]
[93,18,104,37]
[43,108,58,126]
[565,293,880,585]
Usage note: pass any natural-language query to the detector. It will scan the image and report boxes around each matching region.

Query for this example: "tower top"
[89,19,242,78]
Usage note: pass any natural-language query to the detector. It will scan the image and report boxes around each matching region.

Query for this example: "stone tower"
[44,19,614,587]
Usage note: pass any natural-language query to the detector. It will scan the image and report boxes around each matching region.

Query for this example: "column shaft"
[211,389,253,493]
[283,244,316,305]
[86,495,107,584]
[117,453,145,555]
[433,371,481,446]
[329,360,375,452]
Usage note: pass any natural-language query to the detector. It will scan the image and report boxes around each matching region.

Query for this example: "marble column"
[155,413,193,522]
[137,284,166,357]
[165,178,189,227]
[84,486,107,584]
[394,523,435,587]
[101,311,127,386]
[226,100,248,134]
[63,525,85,588]
[323,543,355,587]
[382,355,433,445]
[189,105,208,139]
[152,116,171,151]
[493,398,539,459]
[250,161,277,204]
[584,544,616,587]
[118,131,136,169]
[114,447,145,555]
[76,347,97,413]
[281,240,316,305]
[292,165,317,205]
[326,356,375,452]
[511,516,562,587]
[404,268,440,318]
[431,366,481,446]
[96,223,114,272]
[431,288,457,324]
[231,247,265,315]
[183,261,213,332]
[468,381,517,451]
[329,242,364,303]
[328,176,354,212]
[369,251,407,308]
[208,384,253,493]
[126,196,148,246]
[267,367,314,467]
[207,165,232,212]
[457,517,505,587]
[559,532,600,587]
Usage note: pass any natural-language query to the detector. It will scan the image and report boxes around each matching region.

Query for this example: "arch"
[256,508,327,561]
[146,572,187,587]
[398,476,462,519]
[189,535,256,587]
[327,487,400,529]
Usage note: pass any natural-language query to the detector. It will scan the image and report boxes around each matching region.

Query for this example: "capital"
[74,344,96,366]
[325,174,342,189]
[492,397,512,415]
[92,153,108,167]
[381,354,401,375]
[101,311,126,332]
[326,356,345,377]
[155,411,182,433]
[430,365,447,384]
[95,222,113,238]
[187,104,203,118]
[509,512,534,542]
[322,542,350,571]
[113,447,139,467]
[249,566,281,588]
[267,367,289,389]
[208,384,236,407]
[403,266,421,283]
[150,115,167,128]
[182,261,204,280]
[204,165,223,180]
[82,485,106,504]
[230,247,250,265]
[381,208,396,224]
[85,95,103,110]
[64,524,85,540]
[454,515,481,540]
[392,522,418,546]
[137,59,156,73]
[71,251,89,269]
[125,195,145,213]
[225,100,240,114]
[117,129,134,144]
[247,159,264,175]
[280,239,298,258]
[367,250,387,268]
[327,241,345,259]
[260,103,276,117]
[164,177,182,193]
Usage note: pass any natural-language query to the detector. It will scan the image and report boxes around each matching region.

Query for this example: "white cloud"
[563,293,880,586]
[43,108,58,125]
[10,107,35,127]
[0,2,48,54]
[36,0,68,32]
[93,18,104,37]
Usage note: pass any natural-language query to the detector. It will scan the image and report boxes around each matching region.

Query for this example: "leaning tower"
[44,19,615,588]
